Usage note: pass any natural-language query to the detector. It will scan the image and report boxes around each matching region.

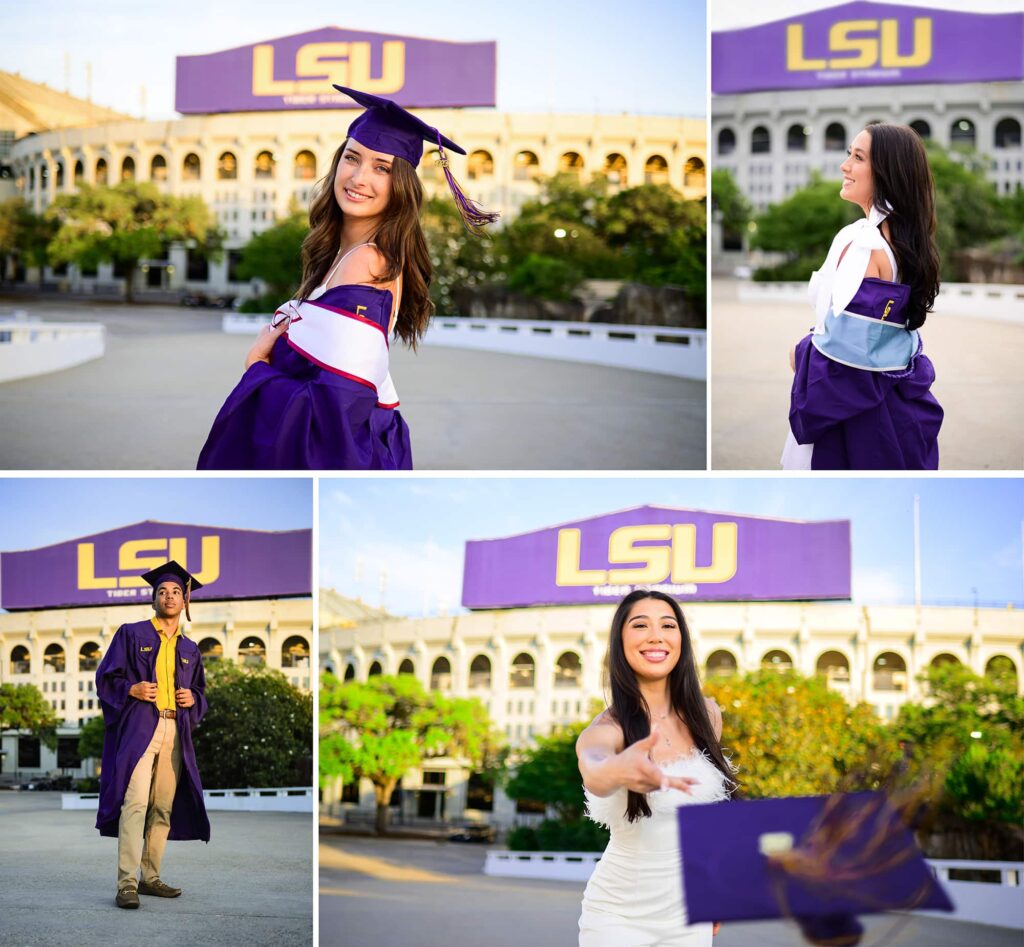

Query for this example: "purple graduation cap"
[333,84,499,236]
[141,559,203,622]
[677,792,954,946]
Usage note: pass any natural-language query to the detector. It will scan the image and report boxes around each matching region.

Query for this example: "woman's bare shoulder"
[577,708,624,753]
[333,243,389,287]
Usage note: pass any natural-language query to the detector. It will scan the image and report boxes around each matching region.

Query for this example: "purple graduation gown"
[789,333,943,470]
[196,284,413,470]
[95,619,210,842]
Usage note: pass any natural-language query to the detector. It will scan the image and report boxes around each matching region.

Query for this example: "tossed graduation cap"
[141,560,203,622]
[333,85,499,236]
[677,793,953,946]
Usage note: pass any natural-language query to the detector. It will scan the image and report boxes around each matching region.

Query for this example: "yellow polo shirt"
[151,618,182,711]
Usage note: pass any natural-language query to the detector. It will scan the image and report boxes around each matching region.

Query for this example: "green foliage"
[192,662,312,789]
[0,683,59,750]
[504,722,590,821]
[77,714,106,762]
[704,670,900,798]
[75,777,100,793]
[237,293,281,313]
[711,168,752,235]
[506,254,582,302]
[506,825,540,851]
[507,819,609,852]
[234,212,308,298]
[320,673,501,833]
[0,198,59,283]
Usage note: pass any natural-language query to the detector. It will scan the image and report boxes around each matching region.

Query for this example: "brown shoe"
[139,878,182,898]
[116,886,140,909]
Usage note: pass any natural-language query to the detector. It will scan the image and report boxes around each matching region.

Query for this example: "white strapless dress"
[579,750,731,947]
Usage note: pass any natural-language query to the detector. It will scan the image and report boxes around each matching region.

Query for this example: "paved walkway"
[319,834,1020,947]
[0,791,312,947]
[0,299,705,470]
[711,280,1024,470]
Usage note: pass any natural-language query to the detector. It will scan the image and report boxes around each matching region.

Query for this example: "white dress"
[579,750,731,947]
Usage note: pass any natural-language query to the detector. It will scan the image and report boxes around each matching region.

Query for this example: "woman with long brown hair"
[783,122,943,470]
[197,87,497,470]
[576,590,735,946]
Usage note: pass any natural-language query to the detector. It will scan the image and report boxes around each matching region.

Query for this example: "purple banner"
[1,521,311,611]
[712,2,1024,94]
[462,506,851,609]
[175,28,496,114]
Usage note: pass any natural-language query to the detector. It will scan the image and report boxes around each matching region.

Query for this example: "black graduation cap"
[141,560,202,622]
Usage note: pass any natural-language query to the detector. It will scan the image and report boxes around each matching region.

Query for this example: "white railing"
[222,314,706,379]
[62,786,313,813]
[483,849,601,882]
[737,281,1024,324]
[0,321,106,382]
[917,859,1024,930]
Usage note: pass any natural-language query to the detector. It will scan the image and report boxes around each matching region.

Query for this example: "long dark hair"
[865,123,940,330]
[297,139,433,347]
[606,590,734,821]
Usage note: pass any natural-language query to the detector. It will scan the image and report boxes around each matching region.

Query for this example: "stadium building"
[0,520,312,784]
[320,505,1024,829]
[3,28,706,297]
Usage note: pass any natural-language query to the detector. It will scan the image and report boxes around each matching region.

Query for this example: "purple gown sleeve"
[187,654,208,729]
[96,624,132,726]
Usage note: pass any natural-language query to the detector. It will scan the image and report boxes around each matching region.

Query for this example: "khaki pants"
[117,716,182,889]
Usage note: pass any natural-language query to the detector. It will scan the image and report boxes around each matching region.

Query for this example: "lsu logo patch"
[140,646,153,652]
[181,658,190,665]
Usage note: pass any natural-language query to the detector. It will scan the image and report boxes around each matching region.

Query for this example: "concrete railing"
[483,849,601,882]
[62,786,313,813]
[917,859,1024,929]
[222,313,707,379]
[737,280,1024,324]
[0,321,106,382]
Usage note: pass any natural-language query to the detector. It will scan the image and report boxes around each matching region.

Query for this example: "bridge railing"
[0,320,106,382]
[62,786,313,812]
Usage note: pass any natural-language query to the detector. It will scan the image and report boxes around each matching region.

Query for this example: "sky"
[712,0,1024,30]
[0,478,312,552]
[1,0,707,119]
[319,476,1024,616]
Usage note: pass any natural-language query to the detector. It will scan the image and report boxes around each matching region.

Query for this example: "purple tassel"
[434,132,500,236]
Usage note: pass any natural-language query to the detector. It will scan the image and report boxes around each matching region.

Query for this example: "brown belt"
[157,709,177,719]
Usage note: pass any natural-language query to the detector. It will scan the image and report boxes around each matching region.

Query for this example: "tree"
[0,198,59,286]
[0,683,59,772]
[710,168,752,242]
[504,721,590,822]
[320,673,500,834]
[77,714,106,763]
[235,212,308,301]
[191,662,312,790]
[46,181,220,302]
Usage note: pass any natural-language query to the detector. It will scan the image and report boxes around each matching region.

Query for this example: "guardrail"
[0,321,106,382]
[483,849,601,882]
[737,281,1024,324]
[62,786,313,813]
[222,314,706,379]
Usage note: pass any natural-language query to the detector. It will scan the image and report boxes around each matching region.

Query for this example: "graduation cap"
[141,560,203,622]
[333,85,499,236]
[677,792,953,946]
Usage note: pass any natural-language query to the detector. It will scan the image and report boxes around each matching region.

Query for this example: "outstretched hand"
[614,729,699,795]
[245,319,289,369]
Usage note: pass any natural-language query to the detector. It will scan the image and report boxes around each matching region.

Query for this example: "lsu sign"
[0,521,312,610]
[175,28,497,114]
[461,506,851,609]
[712,2,1024,94]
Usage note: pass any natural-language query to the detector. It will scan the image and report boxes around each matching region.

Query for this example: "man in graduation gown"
[95,560,211,909]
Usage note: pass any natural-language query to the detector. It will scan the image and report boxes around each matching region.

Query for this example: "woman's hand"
[789,345,797,372]
[175,687,195,708]
[129,681,157,702]
[613,729,699,795]
[713,922,721,936]
[245,319,289,369]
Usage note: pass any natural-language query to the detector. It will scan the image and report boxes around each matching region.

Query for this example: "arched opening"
[10,645,30,675]
[217,151,238,180]
[368,660,383,677]
[986,655,1018,686]
[344,663,356,681]
[644,154,669,185]
[750,126,771,155]
[909,119,931,140]
[255,150,276,179]
[717,128,736,156]
[79,641,101,672]
[95,158,108,185]
[705,650,738,678]
[930,653,961,668]
[555,651,582,688]
[467,149,494,180]
[39,164,49,189]
[121,156,136,182]
[73,159,84,185]
[198,638,223,662]
[398,658,415,675]
[238,636,266,666]
[824,122,846,152]
[995,118,1022,149]
[872,652,907,691]
[294,150,316,180]
[510,652,536,689]
[761,649,793,671]
[786,124,809,152]
[182,153,201,181]
[558,151,584,177]
[421,148,444,182]
[815,650,850,683]
[44,643,66,674]
[950,118,976,149]
[55,162,64,188]
[469,654,491,689]
[683,157,705,189]
[602,152,627,185]
[150,154,167,182]
[513,150,540,182]
[281,635,310,668]
[431,656,452,691]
